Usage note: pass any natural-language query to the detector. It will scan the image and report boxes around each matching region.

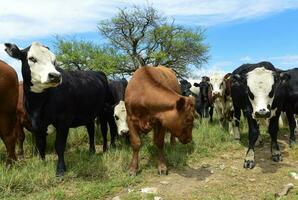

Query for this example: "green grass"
[0,116,290,199]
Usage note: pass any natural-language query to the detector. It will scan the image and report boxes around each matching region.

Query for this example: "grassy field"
[1,117,298,200]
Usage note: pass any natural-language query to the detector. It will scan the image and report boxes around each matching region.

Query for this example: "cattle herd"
[0,42,298,178]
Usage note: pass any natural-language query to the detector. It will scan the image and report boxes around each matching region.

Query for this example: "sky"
[1,0,298,79]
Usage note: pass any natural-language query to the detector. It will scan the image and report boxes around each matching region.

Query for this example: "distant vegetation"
[55,5,209,78]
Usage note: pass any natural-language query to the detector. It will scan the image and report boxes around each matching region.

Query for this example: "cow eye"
[114,115,119,121]
[28,57,37,63]
[269,85,274,98]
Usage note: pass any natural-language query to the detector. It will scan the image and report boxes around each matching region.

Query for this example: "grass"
[0,116,297,199]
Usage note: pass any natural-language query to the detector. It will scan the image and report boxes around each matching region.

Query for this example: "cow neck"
[21,64,49,118]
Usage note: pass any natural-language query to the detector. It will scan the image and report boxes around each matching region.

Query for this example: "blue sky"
[1,0,298,78]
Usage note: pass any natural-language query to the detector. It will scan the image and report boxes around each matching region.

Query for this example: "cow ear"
[231,73,245,84]
[4,43,24,60]
[224,73,232,81]
[193,82,200,87]
[280,72,290,82]
[176,97,185,111]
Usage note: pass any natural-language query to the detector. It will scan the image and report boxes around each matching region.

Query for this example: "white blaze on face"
[114,101,129,135]
[27,42,61,93]
[210,73,225,96]
[246,67,274,118]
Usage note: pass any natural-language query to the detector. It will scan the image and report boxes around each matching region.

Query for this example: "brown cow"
[0,60,19,165]
[125,66,195,176]
[15,82,32,157]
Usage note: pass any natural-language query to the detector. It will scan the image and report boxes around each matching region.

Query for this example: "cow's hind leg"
[244,116,259,169]
[99,116,108,152]
[55,127,69,177]
[128,120,140,176]
[232,107,241,140]
[154,125,167,175]
[16,121,25,158]
[286,112,296,147]
[86,122,96,154]
[107,112,117,149]
[269,114,282,162]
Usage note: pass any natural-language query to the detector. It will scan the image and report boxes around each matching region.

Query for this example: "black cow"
[5,42,116,177]
[231,61,285,169]
[193,81,213,122]
[272,68,298,146]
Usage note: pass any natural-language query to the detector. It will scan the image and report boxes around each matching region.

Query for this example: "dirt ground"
[113,135,298,200]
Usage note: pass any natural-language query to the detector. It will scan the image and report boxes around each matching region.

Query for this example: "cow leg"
[232,107,241,140]
[209,106,214,123]
[244,116,259,169]
[16,126,25,159]
[107,112,117,149]
[286,112,296,147]
[154,125,167,175]
[128,121,140,176]
[170,135,176,145]
[15,119,25,158]
[35,130,47,160]
[268,114,282,162]
[99,116,108,152]
[86,122,96,154]
[55,127,69,177]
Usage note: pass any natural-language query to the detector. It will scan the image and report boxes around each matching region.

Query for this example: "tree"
[54,37,131,77]
[98,6,209,78]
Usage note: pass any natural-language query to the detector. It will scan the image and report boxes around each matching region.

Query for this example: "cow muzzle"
[48,72,62,84]
[254,109,271,118]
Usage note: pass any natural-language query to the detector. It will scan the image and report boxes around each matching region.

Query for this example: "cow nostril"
[48,73,61,82]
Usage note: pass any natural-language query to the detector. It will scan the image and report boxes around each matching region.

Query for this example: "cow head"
[180,79,192,96]
[234,66,281,119]
[114,101,129,135]
[210,73,225,98]
[162,96,195,144]
[5,42,62,93]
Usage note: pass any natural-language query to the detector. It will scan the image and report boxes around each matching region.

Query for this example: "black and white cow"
[98,78,129,140]
[5,42,116,177]
[231,61,285,169]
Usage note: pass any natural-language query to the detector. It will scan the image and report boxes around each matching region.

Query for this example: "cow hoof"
[89,148,96,154]
[272,154,282,162]
[129,168,137,176]
[158,169,168,175]
[56,171,65,179]
[289,140,296,148]
[243,160,255,169]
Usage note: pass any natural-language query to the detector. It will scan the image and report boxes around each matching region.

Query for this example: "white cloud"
[240,56,253,62]
[270,55,298,68]
[1,0,298,42]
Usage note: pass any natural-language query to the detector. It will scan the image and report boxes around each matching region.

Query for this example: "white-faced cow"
[114,101,129,135]
[5,42,116,177]
[231,61,284,169]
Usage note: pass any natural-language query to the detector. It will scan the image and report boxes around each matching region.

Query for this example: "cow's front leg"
[55,127,69,177]
[128,121,140,176]
[244,116,259,169]
[35,129,47,160]
[154,126,167,175]
[269,114,282,162]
